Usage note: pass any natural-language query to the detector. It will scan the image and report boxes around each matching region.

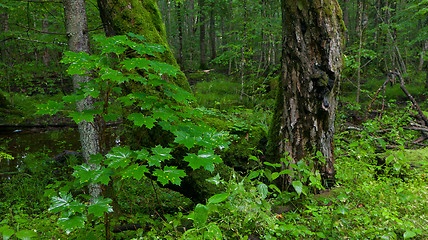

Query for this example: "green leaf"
[208,193,229,204]
[121,164,148,180]
[93,34,129,54]
[49,192,73,213]
[87,197,113,218]
[0,225,15,240]
[183,149,222,172]
[127,113,156,129]
[135,149,149,160]
[248,171,260,180]
[257,183,268,199]
[153,166,186,186]
[336,206,349,215]
[206,174,223,186]
[122,58,151,71]
[205,223,223,240]
[105,146,133,169]
[58,214,86,234]
[193,204,209,228]
[403,230,416,239]
[264,162,282,168]
[292,181,303,196]
[15,229,37,240]
[35,101,64,115]
[68,109,101,124]
[103,113,120,122]
[174,130,197,149]
[148,145,172,167]
[61,51,95,75]
[100,69,128,83]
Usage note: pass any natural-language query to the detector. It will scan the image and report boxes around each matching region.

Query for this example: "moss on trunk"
[97,0,189,90]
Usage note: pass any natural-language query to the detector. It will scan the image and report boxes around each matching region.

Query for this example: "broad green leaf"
[100,69,128,83]
[152,107,178,122]
[73,164,112,185]
[135,149,149,160]
[122,58,151,71]
[248,171,260,180]
[87,197,113,217]
[127,113,156,129]
[89,153,104,165]
[193,204,209,228]
[148,145,172,167]
[403,230,416,239]
[336,206,349,215]
[257,183,268,199]
[153,166,186,186]
[105,146,133,169]
[206,174,223,185]
[103,113,120,122]
[292,181,303,196]
[35,101,64,115]
[0,225,15,240]
[117,94,136,106]
[15,229,37,240]
[205,223,223,240]
[93,34,129,54]
[68,109,101,124]
[121,164,148,180]
[208,193,229,204]
[174,130,197,149]
[49,192,73,213]
[183,149,222,172]
[58,214,86,234]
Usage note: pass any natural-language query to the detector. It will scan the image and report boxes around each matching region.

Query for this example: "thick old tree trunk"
[97,0,189,90]
[63,0,102,199]
[268,0,345,188]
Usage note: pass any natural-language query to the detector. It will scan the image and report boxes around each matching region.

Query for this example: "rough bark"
[96,0,189,90]
[268,0,345,188]
[63,0,102,199]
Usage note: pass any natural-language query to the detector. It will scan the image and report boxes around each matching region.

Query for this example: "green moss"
[108,0,189,91]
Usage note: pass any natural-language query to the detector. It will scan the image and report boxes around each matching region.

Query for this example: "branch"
[16,37,67,46]
[9,0,62,3]
[15,23,66,35]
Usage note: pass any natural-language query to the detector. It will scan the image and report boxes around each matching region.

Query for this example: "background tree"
[268,0,345,189]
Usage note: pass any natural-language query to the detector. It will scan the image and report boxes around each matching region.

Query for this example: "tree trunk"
[63,0,102,200]
[268,0,345,189]
[176,1,183,68]
[97,0,189,90]
[209,2,216,61]
[199,0,207,69]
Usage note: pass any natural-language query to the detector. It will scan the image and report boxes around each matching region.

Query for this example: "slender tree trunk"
[209,3,216,61]
[176,1,184,67]
[199,0,207,69]
[356,0,368,103]
[63,0,102,200]
[268,0,345,189]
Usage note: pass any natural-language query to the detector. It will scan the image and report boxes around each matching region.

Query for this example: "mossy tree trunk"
[97,0,189,90]
[268,0,345,189]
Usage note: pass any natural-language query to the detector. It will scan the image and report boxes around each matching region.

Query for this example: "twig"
[15,23,66,35]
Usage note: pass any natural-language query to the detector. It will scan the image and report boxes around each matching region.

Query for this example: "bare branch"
[16,23,66,35]
[8,0,62,3]
[16,36,67,45]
